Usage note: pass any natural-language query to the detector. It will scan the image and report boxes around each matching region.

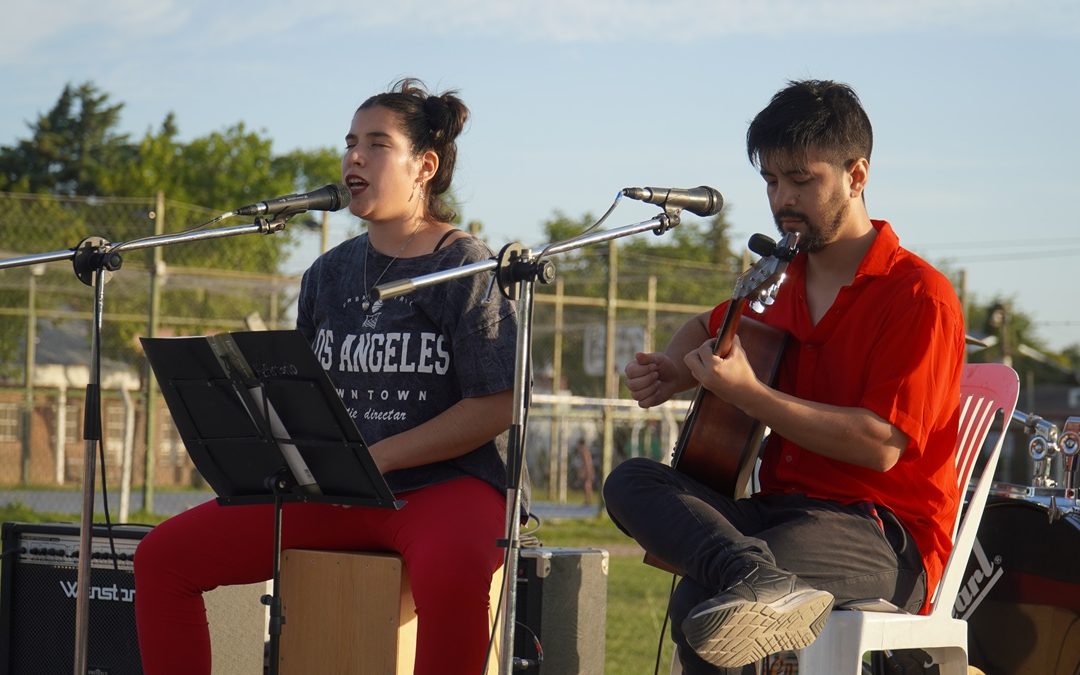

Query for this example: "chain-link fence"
[0,192,313,510]
[0,191,750,514]
[0,191,1051,519]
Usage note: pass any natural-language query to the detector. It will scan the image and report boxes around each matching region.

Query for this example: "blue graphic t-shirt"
[296,233,525,508]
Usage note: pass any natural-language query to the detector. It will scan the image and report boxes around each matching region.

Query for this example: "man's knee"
[603,456,665,503]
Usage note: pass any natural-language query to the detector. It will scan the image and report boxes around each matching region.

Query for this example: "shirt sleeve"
[295,266,316,342]
[858,283,965,456]
[440,242,519,399]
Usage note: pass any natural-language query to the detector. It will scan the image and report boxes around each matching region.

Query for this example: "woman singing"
[135,78,521,675]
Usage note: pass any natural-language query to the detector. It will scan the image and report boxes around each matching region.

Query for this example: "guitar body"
[639,231,798,574]
[671,317,787,498]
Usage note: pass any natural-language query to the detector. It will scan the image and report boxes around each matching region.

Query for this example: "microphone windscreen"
[329,183,351,210]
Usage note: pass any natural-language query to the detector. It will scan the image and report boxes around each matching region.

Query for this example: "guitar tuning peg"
[762,285,777,306]
[750,287,772,313]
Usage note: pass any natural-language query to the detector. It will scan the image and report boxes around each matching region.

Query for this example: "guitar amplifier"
[514,547,608,675]
[0,521,267,675]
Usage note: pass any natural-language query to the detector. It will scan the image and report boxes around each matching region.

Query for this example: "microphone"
[234,183,351,217]
[621,185,724,217]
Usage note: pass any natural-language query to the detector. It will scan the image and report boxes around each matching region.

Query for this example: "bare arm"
[684,337,907,472]
[367,389,513,474]
[625,311,713,408]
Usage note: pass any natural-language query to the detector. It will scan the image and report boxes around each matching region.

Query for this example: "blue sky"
[3,0,1079,349]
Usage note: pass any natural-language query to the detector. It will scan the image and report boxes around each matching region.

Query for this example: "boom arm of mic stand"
[0,216,291,274]
[371,213,674,303]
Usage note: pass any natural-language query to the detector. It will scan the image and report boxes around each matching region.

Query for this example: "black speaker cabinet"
[514,547,608,675]
[1,521,266,675]
[0,522,151,675]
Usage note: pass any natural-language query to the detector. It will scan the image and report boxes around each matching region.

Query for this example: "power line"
[933,248,1080,263]
[912,235,1080,250]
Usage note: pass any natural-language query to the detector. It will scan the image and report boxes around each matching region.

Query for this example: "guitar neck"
[713,298,749,357]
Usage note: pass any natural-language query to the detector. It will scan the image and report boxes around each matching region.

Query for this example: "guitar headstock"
[732,232,800,311]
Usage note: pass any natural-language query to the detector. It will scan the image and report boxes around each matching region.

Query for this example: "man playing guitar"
[604,80,966,672]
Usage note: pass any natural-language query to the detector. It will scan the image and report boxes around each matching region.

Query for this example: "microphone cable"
[537,191,624,260]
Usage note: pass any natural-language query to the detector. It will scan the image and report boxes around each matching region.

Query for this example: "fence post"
[601,240,618,508]
[55,386,67,484]
[120,388,135,522]
[646,275,656,353]
[548,277,565,500]
[141,191,165,513]
[21,266,43,485]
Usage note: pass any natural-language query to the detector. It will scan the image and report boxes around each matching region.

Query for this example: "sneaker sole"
[681,589,834,668]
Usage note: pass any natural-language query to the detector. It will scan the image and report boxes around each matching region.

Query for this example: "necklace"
[361,220,424,311]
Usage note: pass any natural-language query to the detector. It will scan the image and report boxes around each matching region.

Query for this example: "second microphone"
[621,185,724,217]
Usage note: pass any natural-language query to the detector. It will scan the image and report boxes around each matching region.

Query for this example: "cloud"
[0,0,188,65]
[2,0,1074,65]
[317,0,1080,42]
[0,4,82,64]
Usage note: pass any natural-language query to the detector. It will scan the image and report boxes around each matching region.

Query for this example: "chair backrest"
[929,362,1019,615]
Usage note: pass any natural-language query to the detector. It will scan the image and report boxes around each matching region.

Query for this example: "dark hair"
[359,78,469,222]
[746,79,872,170]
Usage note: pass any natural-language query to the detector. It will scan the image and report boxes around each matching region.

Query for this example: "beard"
[773,187,849,253]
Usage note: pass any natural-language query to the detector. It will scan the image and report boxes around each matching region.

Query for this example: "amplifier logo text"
[59,580,136,603]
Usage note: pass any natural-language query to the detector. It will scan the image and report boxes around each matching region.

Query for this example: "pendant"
[361,295,372,312]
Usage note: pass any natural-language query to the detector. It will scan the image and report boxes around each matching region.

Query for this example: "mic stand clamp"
[254,211,297,235]
[653,207,681,235]
[72,236,123,287]
[495,243,556,301]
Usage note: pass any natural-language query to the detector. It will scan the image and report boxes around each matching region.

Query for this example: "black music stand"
[141,329,401,675]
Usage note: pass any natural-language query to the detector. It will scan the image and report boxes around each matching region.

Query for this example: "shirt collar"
[782,219,900,286]
[856,219,900,279]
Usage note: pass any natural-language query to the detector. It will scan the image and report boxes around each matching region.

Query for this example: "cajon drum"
[278,549,503,674]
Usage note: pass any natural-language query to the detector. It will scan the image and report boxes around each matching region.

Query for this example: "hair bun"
[423,96,450,137]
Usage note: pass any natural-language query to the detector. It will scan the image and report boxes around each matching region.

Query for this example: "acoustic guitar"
[669,231,800,498]
[644,232,799,573]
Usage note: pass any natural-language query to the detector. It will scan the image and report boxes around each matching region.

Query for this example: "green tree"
[967,296,1076,383]
[0,82,341,376]
[0,82,131,196]
[1,82,340,268]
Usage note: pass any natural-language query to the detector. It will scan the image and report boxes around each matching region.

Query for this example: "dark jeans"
[604,457,927,675]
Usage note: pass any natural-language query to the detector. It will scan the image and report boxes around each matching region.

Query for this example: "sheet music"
[206,333,321,495]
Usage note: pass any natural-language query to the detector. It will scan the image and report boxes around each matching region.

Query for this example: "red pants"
[134,477,506,675]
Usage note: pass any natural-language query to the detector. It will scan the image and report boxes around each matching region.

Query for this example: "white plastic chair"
[796,362,1019,675]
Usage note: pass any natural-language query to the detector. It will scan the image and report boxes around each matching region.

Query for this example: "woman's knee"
[134,521,181,581]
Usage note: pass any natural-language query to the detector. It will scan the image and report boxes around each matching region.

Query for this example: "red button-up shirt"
[709,220,965,609]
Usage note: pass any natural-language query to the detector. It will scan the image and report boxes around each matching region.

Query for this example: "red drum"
[956,485,1080,675]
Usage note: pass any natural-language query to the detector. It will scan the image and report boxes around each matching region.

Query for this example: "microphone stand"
[0,212,297,675]
[372,207,683,675]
